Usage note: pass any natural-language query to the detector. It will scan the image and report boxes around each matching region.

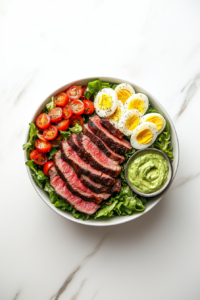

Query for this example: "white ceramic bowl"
[24,77,179,227]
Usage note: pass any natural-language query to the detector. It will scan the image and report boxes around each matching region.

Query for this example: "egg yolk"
[146,116,164,132]
[98,94,113,110]
[128,99,145,114]
[109,107,122,122]
[117,89,131,104]
[126,115,140,131]
[136,129,153,144]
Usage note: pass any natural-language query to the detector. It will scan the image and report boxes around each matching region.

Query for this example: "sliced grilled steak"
[83,124,125,164]
[77,133,122,177]
[61,141,115,186]
[80,175,122,194]
[88,115,132,155]
[49,166,99,215]
[54,150,111,204]
[100,118,124,139]
[68,133,80,153]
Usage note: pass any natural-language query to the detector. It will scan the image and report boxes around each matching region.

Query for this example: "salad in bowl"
[23,77,179,226]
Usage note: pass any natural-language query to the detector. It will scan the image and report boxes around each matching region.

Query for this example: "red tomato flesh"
[55,119,69,131]
[43,161,54,176]
[43,125,58,140]
[83,100,95,115]
[35,139,52,153]
[36,113,51,130]
[54,92,68,107]
[50,135,63,147]
[69,115,84,127]
[48,107,63,123]
[30,149,48,165]
[37,132,47,141]
[66,85,82,100]
[62,105,73,120]
[70,99,84,115]
[80,85,87,97]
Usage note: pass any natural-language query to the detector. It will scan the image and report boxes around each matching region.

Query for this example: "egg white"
[115,83,135,105]
[130,122,158,150]
[140,113,166,135]
[94,88,118,118]
[118,109,141,136]
[106,101,124,129]
[124,93,149,116]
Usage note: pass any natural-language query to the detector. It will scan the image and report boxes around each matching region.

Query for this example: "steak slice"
[83,124,125,164]
[61,141,115,186]
[77,133,122,177]
[49,166,99,215]
[54,150,111,204]
[68,133,80,153]
[88,115,132,155]
[100,118,124,139]
[80,175,122,194]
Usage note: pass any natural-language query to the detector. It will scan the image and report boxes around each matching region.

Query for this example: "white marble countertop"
[1,0,200,299]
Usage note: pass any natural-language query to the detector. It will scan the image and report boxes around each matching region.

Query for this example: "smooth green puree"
[128,151,169,194]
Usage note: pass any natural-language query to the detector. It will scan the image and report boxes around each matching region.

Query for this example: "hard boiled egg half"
[106,101,124,129]
[115,83,135,105]
[140,113,166,135]
[118,109,141,136]
[124,93,149,116]
[94,88,118,118]
[131,122,158,149]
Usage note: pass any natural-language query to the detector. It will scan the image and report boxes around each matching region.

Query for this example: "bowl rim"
[125,148,173,197]
[24,76,180,227]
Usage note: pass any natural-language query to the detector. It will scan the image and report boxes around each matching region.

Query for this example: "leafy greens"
[84,79,117,100]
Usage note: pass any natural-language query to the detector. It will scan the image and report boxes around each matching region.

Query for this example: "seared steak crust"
[83,124,125,164]
[68,133,81,154]
[61,141,116,186]
[80,175,122,194]
[77,133,122,177]
[49,166,100,215]
[88,115,132,155]
[100,119,124,139]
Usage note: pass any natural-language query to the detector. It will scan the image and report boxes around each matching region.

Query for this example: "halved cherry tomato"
[30,149,48,166]
[69,115,84,127]
[70,99,84,115]
[36,113,51,130]
[43,125,58,140]
[48,107,63,123]
[43,161,54,176]
[83,100,95,115]
[54,92,68,107]
[80,85,87,97]
[35,139,52,153]
[66,85,82,100]
[55,119,70,131]
[37,132,47,141]
[62,105,73,120]
[50,134,63,147]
